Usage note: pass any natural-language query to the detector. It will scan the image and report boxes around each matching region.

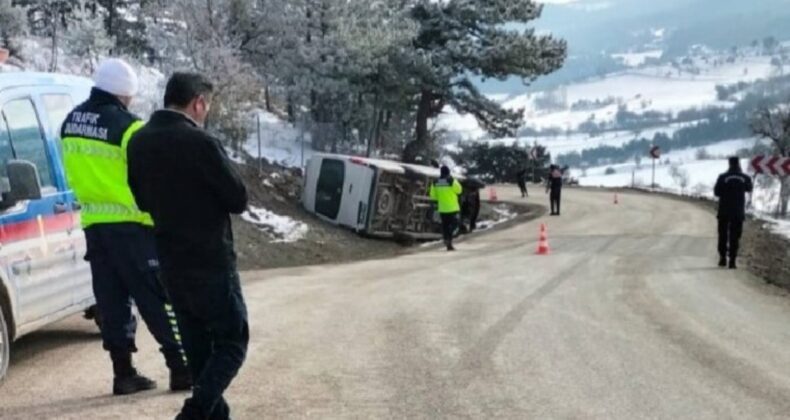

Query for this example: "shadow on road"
[10,325,100,366]
[0,390,173,419]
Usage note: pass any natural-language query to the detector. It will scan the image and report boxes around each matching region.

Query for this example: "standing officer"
[714,157,753,269]
[127,73,249,420]
[516,169,528,198]
[430,166,463,251]
[546,165,563,216]
[61,59,190,395]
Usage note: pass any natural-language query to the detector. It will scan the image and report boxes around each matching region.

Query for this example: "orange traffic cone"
[614,193,619,205]
[488,187,498,202]
[536,223,550,255]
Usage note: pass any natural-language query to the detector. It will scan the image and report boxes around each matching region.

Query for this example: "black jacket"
[714,169,753,220]
[61,88,139,146]
[127,110,248,272]
[547,169,563,193]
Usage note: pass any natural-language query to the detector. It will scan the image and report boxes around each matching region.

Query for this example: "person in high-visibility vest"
[430,166,463,251]
[61,59,190,396]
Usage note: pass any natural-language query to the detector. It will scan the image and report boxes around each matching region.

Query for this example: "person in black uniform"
[128,73,249,420]
[714,157,753,269]
[516,169,528,198]
[546,165,563,216]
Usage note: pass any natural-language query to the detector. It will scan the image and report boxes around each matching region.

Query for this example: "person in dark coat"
[127,73,249,420]
[516,169,528,198]
[546,165,563,216]
[714,157,753,269]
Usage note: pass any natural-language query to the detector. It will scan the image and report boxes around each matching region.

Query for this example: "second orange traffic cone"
[488,187,498,202]
[536,223,550,255]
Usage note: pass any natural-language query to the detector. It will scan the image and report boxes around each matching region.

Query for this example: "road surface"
[3,188,790,419]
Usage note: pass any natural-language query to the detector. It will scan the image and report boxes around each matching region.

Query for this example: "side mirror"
[7,160,42,202]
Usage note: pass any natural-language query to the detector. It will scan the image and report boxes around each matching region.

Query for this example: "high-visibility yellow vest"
[61,89,152,228]
[430,178,463,214]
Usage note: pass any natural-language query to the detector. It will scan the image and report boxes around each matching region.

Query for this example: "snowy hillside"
[439,53,779,140]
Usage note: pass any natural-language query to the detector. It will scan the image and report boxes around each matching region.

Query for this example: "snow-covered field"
[479,122,696,156]
[439,53,779,140]
[613,50,664,67]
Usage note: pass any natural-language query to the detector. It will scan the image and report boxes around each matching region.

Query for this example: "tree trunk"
[403,89,433,163]
[415,89,431,148]
[366,105,377,158]
[49,9,58,72]
[264,85,272,112]
[781,176,790,217]
[374,109,385,151]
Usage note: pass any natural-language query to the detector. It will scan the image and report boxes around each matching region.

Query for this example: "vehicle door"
[38,90,92,307]
[0,90,77,325]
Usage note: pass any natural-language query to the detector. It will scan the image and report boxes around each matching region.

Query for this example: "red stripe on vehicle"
[0,213,77,245]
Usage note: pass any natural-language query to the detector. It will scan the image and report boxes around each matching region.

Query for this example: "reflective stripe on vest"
[63,120,152,228]
[81,202,148,218]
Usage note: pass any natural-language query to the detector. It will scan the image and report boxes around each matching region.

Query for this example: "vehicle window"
[0,115,13,181]
[315,159,345,220]
[41,94,73,138]
[2,99,54,188]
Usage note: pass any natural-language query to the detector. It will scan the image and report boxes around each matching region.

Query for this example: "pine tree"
[401,0,566,163]
[148,0,262,149]
[65,0,115,73]
[0,0,27,56]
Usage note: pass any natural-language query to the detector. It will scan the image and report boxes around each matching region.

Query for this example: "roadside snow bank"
[477,206,518,230]
[242,206,309,243]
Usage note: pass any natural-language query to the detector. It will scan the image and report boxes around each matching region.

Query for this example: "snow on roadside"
[242,206,309,243]
[771,219,790,238]
[476,205,518,231]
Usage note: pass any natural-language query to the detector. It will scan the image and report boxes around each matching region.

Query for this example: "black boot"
[175,398,206,420]
[111,352,157,396]
[170,365,193,392]
[729,259,737,270]
[718,256,727,267]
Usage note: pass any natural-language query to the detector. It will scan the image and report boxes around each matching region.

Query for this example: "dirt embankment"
[232,162,538,271]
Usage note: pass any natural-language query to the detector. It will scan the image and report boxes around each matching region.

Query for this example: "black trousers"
[440,213,458,248]
[550,190,561,215]
[718,216,744,260]
[517,182,527,197]
[163,267,249,420]
[84,224,183,369]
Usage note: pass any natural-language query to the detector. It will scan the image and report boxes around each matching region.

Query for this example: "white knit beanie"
[93,58,139,97]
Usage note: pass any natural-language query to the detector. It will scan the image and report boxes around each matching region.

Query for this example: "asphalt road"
[3,188,790,419]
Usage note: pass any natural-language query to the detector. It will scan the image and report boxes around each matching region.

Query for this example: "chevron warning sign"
[751,156,790,176]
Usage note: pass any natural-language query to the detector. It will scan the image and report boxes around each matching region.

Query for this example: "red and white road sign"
[751,155,790,176]
[649,145,661,159]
